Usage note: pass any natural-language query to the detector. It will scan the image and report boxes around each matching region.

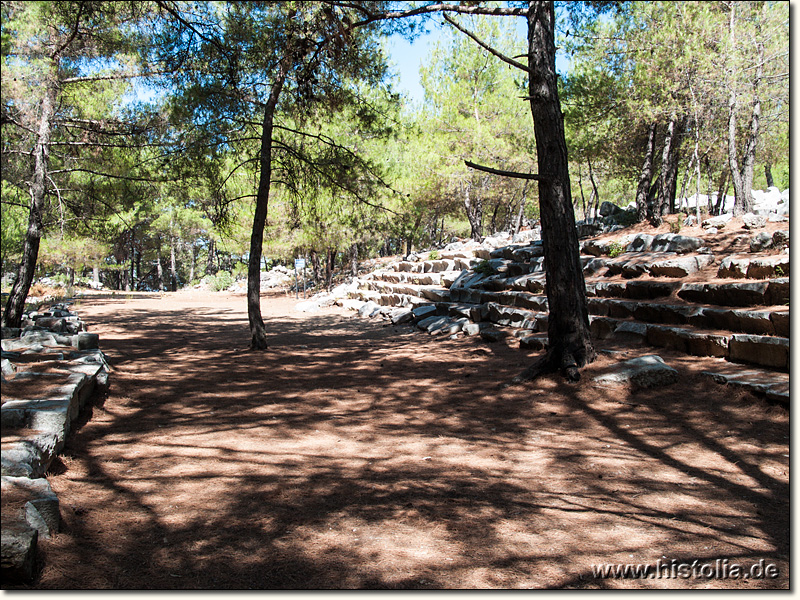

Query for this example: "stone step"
[701,368,789,405]
[603,252,716,279]
[359,281,451,303]
[587,298,788,336]
[590,317,789,371]
[587,280,682,299]
[677,278,788,306]
[718,254,789,279]
[368,270,448,286]
[393,258,468,273]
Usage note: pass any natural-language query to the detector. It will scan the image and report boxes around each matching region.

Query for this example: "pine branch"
[442,14,530,73]
[465,161,550,181]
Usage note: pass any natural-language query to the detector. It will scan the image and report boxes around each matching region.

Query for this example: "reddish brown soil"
[11,290,788,590]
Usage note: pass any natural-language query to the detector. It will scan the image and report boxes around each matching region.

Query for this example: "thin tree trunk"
[349,243,358,278]
[523,0,594,380]
[169,236,177,292]
[764,162,774,188]
[156,238,164,292]
[206,239,216,275]
[310,249,322,284]
[514,181,529,234]
[325,248,335,291]
[2,73,58,328]
[463,180,483,241]
[586,155,600,218]
[247,53,291,349]
[677,151,696,213]
[714,167,729,215]
[635,121,658,223]
[727,3,763,216]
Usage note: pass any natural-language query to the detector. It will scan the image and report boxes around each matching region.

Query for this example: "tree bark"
[714,167,729,215]
[635,121,658,223]
[653,112,678,223]
[247,53,291,349]
[1,72,58,328]
[462,179,483,241]
[523,0,595,380]
[727,3,763,216]
[206,238,217,275]
[156,237,164,292]
[349,243,358,278]
[169,236,178,291]
[764,163,774,188]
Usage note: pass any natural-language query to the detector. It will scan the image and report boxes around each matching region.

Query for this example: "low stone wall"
[1,302,110,584]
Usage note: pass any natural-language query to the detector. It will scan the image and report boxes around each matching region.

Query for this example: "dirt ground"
[9,289,789,590]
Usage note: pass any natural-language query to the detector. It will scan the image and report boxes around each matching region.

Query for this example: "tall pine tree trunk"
[2,72,58,328]
[635,121,658,222]
[727,2,763,216]
[247,54,291,349]
[525,0,594,380]
[653,113,678,223]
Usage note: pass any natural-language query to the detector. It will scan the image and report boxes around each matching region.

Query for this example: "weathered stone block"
[729,334,789,370]
[593,355,678,388]
[746,256,789,280]
[1,521,38,583]
[770,311,789,337]
[648,254,714,278]
[767,278,789,305]
[717,256,750,278]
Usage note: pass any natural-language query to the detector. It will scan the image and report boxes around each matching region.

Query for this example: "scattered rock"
[742,212,767,229]
[593,355,678,389]
[479,328,508,343]
[749,231,773,253]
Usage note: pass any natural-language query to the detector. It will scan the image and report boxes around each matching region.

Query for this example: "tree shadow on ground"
[20,296,789,589]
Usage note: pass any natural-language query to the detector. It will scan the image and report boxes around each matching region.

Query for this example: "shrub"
[669,215,684,234]
[473,259,495,275]
[428,250,440,260]
[208,271,233,291]
[607,241,625,258]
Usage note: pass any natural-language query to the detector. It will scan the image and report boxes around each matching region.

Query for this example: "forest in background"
[1,1,789,298]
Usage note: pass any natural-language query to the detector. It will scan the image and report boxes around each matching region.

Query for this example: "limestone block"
[729,334,789,370]
[589,316,618,340]
[72,332,99,350]
[593,355,678,388]
[613,321,648,340]
[626,233,655,253]
[749,231,773,252]
[717,256,750,278]
[479,328,508,343]
[746,256,789,280]
[645,325,729,358]
[648,254,714,278]
[767,278,789,305]
[742,212,767,229]
[2,477,60,539]
[390,307,414,325]
[678,281,769,306]
[1,521,38,583]
[770,311,789,337]
[624,280,680,300]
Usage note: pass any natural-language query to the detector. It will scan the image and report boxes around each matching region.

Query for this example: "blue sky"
[385,18,571,107]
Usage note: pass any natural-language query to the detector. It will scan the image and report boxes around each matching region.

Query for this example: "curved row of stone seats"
[1,302,109,583]
[347,231,789,375]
